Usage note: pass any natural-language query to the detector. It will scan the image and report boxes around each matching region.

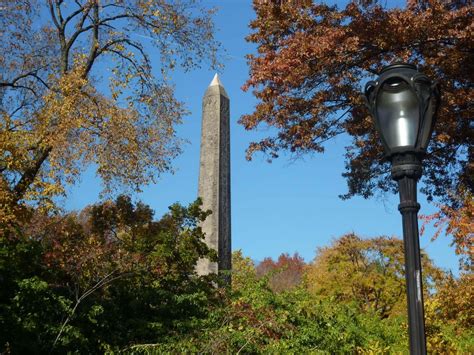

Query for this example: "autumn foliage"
[241,0,472,266]
[305,234,442,318]
[256,252,305,292]
[242,0,472,197]
[1,1,472,353]
[421,187,473,268]
[0,0,219,227]
[1,197,472,352]
[0,197,218,352]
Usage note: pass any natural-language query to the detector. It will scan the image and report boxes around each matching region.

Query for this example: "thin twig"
[52,270,125,348]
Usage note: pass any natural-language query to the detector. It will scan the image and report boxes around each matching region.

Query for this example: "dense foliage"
[1,198,472,353]
[305,234,441,319]
[242,0,472,200]
[0,197,219,353]
[108,248,474,354]
[255,252,305,292]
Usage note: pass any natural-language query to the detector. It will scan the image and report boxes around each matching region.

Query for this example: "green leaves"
[1,202,472,353]
[0,197,219,353]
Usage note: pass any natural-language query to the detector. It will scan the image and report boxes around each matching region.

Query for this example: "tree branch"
[54,0,65,25]
[1,70,49,89]
[95,38,148,75]
[12,147,52,203]
[48,0,61,30]
[52,269,127,349]
[84,1,100,76]
[0,82,37,96]
[62,1,90,29]
[65,12,132,62]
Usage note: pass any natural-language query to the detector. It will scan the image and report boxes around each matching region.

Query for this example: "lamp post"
[364,63,440,355]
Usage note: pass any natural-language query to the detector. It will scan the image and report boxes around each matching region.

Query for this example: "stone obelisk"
[196,73,231,277]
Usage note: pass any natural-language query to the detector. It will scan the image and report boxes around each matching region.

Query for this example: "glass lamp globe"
[365,63,439,157]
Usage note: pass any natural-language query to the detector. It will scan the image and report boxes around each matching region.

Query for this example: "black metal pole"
[391,153,427,355]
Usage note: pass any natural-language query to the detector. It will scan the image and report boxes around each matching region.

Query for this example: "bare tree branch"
[84,1,99,76]
[52,269,128,349]
[48,0,61,30]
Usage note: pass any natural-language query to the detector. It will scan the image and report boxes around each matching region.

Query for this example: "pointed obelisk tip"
[205,72,228,98]
[209,73,223,87]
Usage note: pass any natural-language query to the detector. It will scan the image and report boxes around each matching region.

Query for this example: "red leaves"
[242,0,473,226]
[256,252,305,292]
[244,0,472,154]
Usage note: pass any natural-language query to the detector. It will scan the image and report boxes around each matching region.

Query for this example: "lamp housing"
[365,63,439,159]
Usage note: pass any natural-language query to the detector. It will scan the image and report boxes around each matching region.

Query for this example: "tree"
[305,234,441,318]
[0,197,218,353]
[231,249,258,292]
[241,0,472,239]
[0,0,219,227]
[424,272,474,353]
[134,250,407,353]
[256,252,306,292]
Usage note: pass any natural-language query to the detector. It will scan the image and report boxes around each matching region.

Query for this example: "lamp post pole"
[392,153,426,355]
[365,63,439,355]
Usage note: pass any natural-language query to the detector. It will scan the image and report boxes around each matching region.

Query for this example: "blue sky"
[65,0,459,274]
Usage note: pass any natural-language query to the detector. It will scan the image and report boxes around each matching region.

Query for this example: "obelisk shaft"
[196,74,231,276]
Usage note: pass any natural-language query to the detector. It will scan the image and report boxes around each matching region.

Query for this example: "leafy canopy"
[305,233,441,319]
[0,196,218,353]
[242,0,472,204]
[0,0,219,226]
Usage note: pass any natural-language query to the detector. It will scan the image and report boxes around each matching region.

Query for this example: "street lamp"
[364,63,440,355]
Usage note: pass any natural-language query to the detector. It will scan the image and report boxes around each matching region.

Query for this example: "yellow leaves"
[1,0,220,228]
[115,43,125,52]
[1,59,180,226]
[356,341,391,354]
[304,234,440,318]
[423,272,474,353]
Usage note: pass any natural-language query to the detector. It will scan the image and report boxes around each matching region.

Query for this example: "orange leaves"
[243,0,473,231]
[243,2,369,159]
[429,271,474,337]
[420,188,473,269]
[244,0,472,155]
